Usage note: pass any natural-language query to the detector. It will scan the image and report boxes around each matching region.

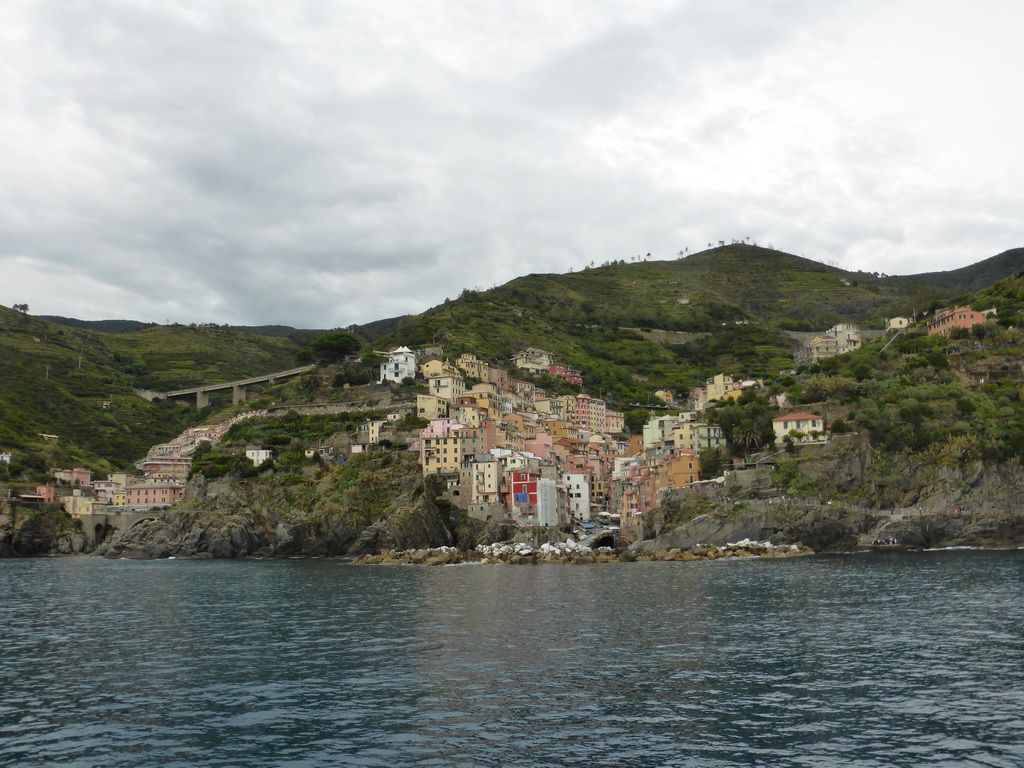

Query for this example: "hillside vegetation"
[0,306,303,478]
[371,244,1021,404]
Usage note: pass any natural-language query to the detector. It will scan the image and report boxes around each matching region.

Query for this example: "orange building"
[927,307,986,336]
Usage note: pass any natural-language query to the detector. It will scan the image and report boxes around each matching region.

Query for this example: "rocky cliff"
[95,452,512,559]
[0,500,88,556]
[635,436,1024,553]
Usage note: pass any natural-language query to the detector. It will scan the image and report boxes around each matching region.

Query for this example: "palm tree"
[734,419,764,455]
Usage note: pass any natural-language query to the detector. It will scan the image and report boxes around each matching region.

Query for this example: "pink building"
[616,462,658,529]
[569,394,607,433]
[548,363,583,386]
[35,486,57,502]
[52,467,91,486]
[421,418,467,439]
[125,484,184,508]
[524,431,555,459]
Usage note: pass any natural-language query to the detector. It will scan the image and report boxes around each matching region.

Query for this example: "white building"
[537,477,559,527]
[564,473,592,521]
[378,346,417,384]
[245,448,273,466]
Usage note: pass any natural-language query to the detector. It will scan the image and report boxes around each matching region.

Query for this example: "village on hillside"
[8,304,994,539]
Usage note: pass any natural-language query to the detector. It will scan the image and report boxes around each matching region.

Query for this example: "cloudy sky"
[1,0,1021,328]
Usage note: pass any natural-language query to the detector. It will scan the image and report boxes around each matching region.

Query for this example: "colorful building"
[125,483,184,508]
[927,307,987,337]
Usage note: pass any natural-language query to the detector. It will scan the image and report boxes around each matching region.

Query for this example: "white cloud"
[0,0,1021,327]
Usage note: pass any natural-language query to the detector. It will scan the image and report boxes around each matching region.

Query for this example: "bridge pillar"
[196,390,210,409]
[232,384,246,404]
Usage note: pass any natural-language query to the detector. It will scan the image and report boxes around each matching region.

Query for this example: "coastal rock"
[98,454,483,560]
[0,501,88,557]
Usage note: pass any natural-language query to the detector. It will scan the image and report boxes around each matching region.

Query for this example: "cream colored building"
[427,374,466,402]
[795,324,863,365]
[511,347,554,374]
[772,413,826,445]
[665,422,725,452]
[605,410,625,435]
[460,457,503,505]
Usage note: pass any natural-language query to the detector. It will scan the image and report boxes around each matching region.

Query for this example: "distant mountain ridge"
[37,317,157,334]
[889,247,1024,292]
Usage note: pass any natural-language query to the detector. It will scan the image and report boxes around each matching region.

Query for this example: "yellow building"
[455,354,489,381]
[419,420,467,474]
[450,404,486,428]
[659,450,700,489]
[464,387,503,419]
[416,394,450,420]
[705,373,741,402]
[545,419,579,442]
[420,359,461,379]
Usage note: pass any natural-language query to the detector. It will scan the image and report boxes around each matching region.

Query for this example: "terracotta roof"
[772,413,822,421]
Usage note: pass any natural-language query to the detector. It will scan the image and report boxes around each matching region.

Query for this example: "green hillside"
[2,244,1019,484]
[371,244,1020,404]
[889,247,1024,293]
[0,307,303,480]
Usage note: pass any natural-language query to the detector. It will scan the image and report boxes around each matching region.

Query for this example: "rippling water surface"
[1,551,1022,767]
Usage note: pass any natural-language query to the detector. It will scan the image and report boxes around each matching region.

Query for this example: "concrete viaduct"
[134,364,316,408]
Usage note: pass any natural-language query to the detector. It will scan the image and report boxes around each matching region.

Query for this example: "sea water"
[1,550,1022,767]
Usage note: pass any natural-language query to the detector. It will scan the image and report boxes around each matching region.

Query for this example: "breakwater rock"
[352,539,816,565]
[635,540,816,561]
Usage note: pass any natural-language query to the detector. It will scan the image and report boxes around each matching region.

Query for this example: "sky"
[1,0,1022,329]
